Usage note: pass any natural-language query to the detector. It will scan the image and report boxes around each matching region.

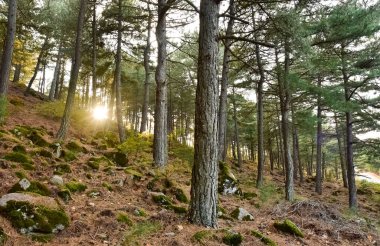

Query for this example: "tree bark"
[140,1,152,133]
[334,113,348,188]
[232,86,242,168]
[115,0,126,142]
[0,0,17,98]
[92,2,97,107]
[153,0,170,167]
[56,0,87,141]
[218,0,234,162]
[57,59,65,99]
[12,64,21,83]
[25,37,49,96]
[49,41,62,100]
[189,0,220,228]
[315,78,323,194]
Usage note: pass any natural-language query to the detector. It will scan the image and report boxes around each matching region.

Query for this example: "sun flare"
[92,106,108,120]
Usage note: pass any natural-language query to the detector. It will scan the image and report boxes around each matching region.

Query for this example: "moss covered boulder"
[230,207,254,221]
[28,131,49,147]
[0,193,69,234]
[9,178,51,196]
[219,162,241,195]
[251,230,277,246]
[274,219,304,238]
[222,231,243,246]
[65,140,83,153]
[104,151,128,167]
[4,152,34,170]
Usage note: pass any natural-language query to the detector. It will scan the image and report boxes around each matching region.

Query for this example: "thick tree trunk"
[140,2,152,133]
[189,0,220,228]
[315,78,323,194]
[334,113,348,188]
[49,42,62,100]
[341,46,357,209]
[56,0,87,141]
[153,0,169,167]
[25,37,49,96]
[115,0,126,142]
[92,3,97,106]
[0,0,17,98]
[12,64,21,83]
[277,41,294,202]
[218,0,234,162]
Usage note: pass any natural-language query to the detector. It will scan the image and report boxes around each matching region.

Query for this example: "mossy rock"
[4,152,34,170]
[54,164,71,174]
[219,161,240,195]
[230,207,254,221]
[9,178,51,196]
[102,182,113,191]
[65,141,83,153]
[12,145,27,153]
[168,205,187,214]
[274,219,304,238]
[0,193,69,234]
[39,149,53,158]
[61,150,76,162]
[57,189,72,202]
[87,159,100,170]
[222,232,243,246]
[117,212,134,226]
[28,131,49,147]
[65,181,87,193]
[152,193,173,206]
[251,230,277,246]
[104,151,128,167]
[173,188,189,203]
[0,227,7,246]
[125,168,143,180]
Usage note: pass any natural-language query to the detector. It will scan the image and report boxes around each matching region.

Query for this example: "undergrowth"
[122,221,161,246]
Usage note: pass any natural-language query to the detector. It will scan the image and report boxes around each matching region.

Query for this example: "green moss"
[168,205,187,214]
[65,141,83,153]
[94,131,119,148]
[134,208,147,217]
[39,149,53,158]
[28,131,49,147]
[251,230,277,246]
[123,221,161,245]
[87,159,100,170]
[242,192,257,200]
[117,213,134,226]
[15,171,27,179]
[4,152,33,166]
[102,182,113,191]
[217,205,227,214]
[0,227,7,246]
[259,183,280,203]
[173,188,189,203]
[169,140,194,165]
[152,194,172,206]
[222,232,243,246]
[125,168,143,180]
[12,145,27,153]
[61,150,76,162]
[57,189,72,202]
[30,233,53,243]
[274,219,304,238]
[192,230,213,244]
[1,200,69,234]
[54,164,72,174]
[9,179,51,196]
[117,134,152,155]
[65,181,87,193]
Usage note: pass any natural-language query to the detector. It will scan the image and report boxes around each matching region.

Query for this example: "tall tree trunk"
[334,113,348,188]
[291,104,300,181]
[315,78,323,194]
[310,138,314,175]
[49,42,62,100]
[25,37,49,95]
[153,0,169,167]
[92,2,97,107]
[232,86,242,168]
[189,0,220,228]
[12,64,21,83]
[0,0,17,99]
[57,59,65,99]
[140,1,152,133]
[341,45,357,209]
[115,0,126,142]
[255,19,265,187]
[56,0,87,141]
[40,64,46,94]
[277,40,294,202]
[218,0,234,162]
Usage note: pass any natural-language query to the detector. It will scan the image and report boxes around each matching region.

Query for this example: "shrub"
[117,134,152,155]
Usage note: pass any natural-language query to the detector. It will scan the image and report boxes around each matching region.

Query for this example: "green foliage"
[259,183,280,203]
[222,232,243,246]
[117,213,134,226]
[169,140,194,165]
[65,141,83,153]
[251,230,277,246]
[54,164,72,174]
[9,179,51,196]
[173,188,189,203]
[39,149,53,158]
[274,219,304,238]
[4,152,34,170]
[65,181,87,193]
[152,194,172,206]
[12,145,27,153]
[123,221,161,246]
[94,131,119,148]
[117,134,152,155]
[124,168,143,180]
[61,150,76,162]
[192,230,213,244]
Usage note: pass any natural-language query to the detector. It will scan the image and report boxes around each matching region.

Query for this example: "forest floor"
[0,84,379,246]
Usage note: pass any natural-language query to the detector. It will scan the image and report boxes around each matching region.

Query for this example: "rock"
[9,178,51,196]
[165,232,176,237]
[57,189,72,202]
[219,162,241,195]
[274,219,304,238]
[52,143,62,158]
[28,131,49,147]
[222,231,243,246]
[50,175,64,186]
[0,193,69,234]
[176,225,184,231]
[65,141,83,153]
[105,151,128,167]
[230,207,254,221]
